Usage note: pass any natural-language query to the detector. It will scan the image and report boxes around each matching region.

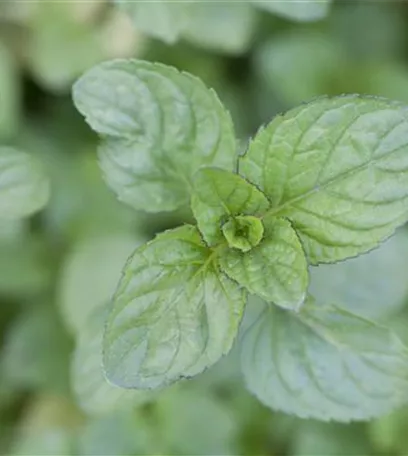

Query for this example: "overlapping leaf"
[191,167,269,246]
[219,216,308,310]
[72,304,151,415]
[73,59,236,212]
[242,296,408,421]
[103,225,246,389]
[240,95,408,264]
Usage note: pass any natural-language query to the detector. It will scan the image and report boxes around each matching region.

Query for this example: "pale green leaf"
[73,59,236,212]
[79,409,154,456]
[0,41,20,139]
[183,2,257,55]
[58,232,141,335]
[1,306,72,394]
[255,32,343,106]
[191,167,269,246]
[242,297,408,421]
[252,0,331,22]
[103,225,246,389]
[114,0,189,44]
[0,234,50,298]
[310,227,408,320]
[156,388,237,455]
[72,304,151,415]
[219,217,308,310]
[0,147,50,219]
[26,3,105,92]
[240,95,408,264]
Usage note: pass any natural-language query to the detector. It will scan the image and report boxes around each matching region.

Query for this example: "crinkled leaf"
[219,217,308,310]
[310,227,408,320]
[72,304,151,415]
[103,225,246,389]
[59,233,141,334]
[73,59,236,212]
[0,147,50,219]
[191,167,269,246]
[242,296,408,421]
[252,0,332,22]
[240,95,408,264]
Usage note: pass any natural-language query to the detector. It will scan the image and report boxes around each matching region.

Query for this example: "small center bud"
[222,215,264,252]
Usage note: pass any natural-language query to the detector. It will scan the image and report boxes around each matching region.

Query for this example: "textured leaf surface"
[73,59,236,212]
[103,225,246,389]
[242,297,408,421]
[191,167,269,246]
[219,217,308,310]
[252,0,331,22]
[240,95,408,264]
[72,304,150,415]
[0,147,50,219]
[310,227,408,320]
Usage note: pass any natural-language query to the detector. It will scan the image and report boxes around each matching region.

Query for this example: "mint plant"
[73,58,408,422]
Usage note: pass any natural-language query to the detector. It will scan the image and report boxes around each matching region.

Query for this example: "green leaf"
[255,32,344,106]
[79,409,154,456]
[26,3,105,92]
[191,167,269,247]
[240,95,408,264]
[241,296,408,421]
[115,0,255,54]
[72,304,151,415]
[0,147,50,219]
[114,0,189,44]
[73,59,236,213]
[0,233,50,298]
[219,217,308,310]
[103,225,246,389]
[309,227,408,320]
[252,0,332,22]
[0,41,20,139]
[1,306,72,394]
[182,2,257,55]
[156,388,238,455]
[58,232,141,335]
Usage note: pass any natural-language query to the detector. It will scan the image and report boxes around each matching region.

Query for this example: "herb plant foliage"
[73,59,408,421]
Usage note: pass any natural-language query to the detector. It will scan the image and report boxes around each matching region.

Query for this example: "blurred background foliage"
[2,0,408,454]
